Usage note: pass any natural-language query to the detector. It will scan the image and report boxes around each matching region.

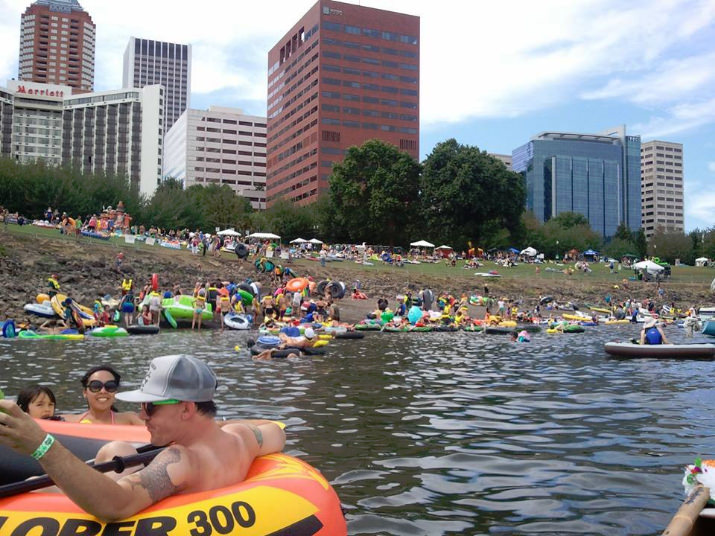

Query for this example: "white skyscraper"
[123,37,191,131]
[640,140,685,237]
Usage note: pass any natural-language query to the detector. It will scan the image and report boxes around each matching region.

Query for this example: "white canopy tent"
[247,232,281,239]
[695,257,709,266]
[309,238,324,244]
[217,228,240,236]
[410,240,435,248]
[633,260,665,274]
[520,246,538,256]
[435,245,453,250]
[290,238,308,244]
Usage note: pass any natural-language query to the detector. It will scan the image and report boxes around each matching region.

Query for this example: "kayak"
[604,342,715,359]
[0,420,346,535]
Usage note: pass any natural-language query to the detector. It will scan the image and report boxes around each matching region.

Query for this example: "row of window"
[320,117,417,134]
[322,21,418,46]
[320,103,417,121]
[322,50,417,71]
[321,36,417,58]
[322,77,418,96]
[323,63,417,84]
[194,157,265,166]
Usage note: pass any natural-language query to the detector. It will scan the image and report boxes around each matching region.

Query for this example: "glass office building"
[512,127,641,238]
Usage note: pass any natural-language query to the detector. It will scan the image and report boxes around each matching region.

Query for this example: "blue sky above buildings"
[1,0,713,232]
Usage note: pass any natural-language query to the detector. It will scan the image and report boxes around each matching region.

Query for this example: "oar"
[0,443,164,498]
[662,484,710,536]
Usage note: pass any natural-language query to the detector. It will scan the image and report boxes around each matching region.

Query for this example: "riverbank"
[1,225,713,326]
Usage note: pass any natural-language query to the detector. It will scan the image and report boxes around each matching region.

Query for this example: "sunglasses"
[142,399,181,417]
[87,380,118,393]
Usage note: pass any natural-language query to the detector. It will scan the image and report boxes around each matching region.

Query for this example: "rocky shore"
[1,228,711,326]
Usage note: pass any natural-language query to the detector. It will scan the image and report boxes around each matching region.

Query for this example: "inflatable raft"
[604,342,715,359]
[162,295,213,321]
[0,420,346,535]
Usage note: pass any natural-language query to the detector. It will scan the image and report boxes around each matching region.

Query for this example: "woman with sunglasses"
[62,365,143,425]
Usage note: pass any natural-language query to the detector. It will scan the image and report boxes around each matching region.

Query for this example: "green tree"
[613,221,634,242]
[328,139,421,245]
[634,228,648,259]
[549,211,590,229]
[649,230,693,264]
[420,139,525,249]
[250,198,315,241]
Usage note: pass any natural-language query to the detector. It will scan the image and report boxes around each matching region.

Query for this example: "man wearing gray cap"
[0,355,285,522]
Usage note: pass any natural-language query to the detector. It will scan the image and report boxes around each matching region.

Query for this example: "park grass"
[5,222,714,288]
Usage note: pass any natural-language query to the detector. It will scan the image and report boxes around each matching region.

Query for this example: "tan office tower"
[640,140,684,237]
[19,0,95,94]
[267,0,419,206]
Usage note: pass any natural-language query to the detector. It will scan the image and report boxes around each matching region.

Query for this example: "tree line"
[1,141,713,265]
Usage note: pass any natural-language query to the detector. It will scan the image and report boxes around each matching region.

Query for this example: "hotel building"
[19,0,95,93]
[512,126,641,238]
[0,80,163,196]
[164,106,267,210]
[266,0,419,206]
[640,140,684,237]
[123,37,191,131]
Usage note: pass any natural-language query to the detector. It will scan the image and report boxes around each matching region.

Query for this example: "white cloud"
[632,97,715,138]
[709,162,715,172]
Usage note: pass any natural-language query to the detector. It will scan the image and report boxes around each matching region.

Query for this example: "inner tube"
[334,331,365,339]
[238,289,254,306]
[539,296,553,305]
[235,243,248,259]
[2,320,16,338]
[151,273,159,292]
[257,335,281,347]
[317,280,330,296]
[126,324,160,335]
[328,281,345,299]
[286,277,309,293]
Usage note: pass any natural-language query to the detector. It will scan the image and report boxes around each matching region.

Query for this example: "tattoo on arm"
[129,447,182,503]
[249,424,263,448]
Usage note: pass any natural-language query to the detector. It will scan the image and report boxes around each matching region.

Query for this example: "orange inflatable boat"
[0,420,346,535]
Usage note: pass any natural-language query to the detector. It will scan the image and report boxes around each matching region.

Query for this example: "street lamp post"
[556,240,559,261]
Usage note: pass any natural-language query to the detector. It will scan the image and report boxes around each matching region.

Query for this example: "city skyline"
[0,0,713,232]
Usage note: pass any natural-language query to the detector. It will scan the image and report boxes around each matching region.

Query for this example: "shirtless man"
[0,354,285,522]
[278,327,317,349]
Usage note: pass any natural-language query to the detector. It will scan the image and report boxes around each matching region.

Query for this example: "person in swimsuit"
[192,287,207,330]
[61,365,143,425]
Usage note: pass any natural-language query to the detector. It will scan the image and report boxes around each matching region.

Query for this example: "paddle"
[0,443,164,499]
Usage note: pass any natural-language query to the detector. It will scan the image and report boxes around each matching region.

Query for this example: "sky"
[0,0,713,232]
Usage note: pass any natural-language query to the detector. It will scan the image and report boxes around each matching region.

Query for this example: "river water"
[2,325,715,535]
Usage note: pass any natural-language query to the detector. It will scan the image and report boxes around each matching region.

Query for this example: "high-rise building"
[640,140,684,237]
[1,80,164,196]
[512,126,641,238]
[266,0,419,206]
[123,37,191,131]
[164,106,267,210]
[19,0,95,93]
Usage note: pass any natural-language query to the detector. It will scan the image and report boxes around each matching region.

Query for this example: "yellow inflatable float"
[0,420,346,535]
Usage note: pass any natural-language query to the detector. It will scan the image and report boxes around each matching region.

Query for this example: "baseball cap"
[116,355,217,403]
[304,327,316,339]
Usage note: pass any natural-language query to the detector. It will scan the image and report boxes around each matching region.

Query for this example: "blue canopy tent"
[507,247,520,254]
[583,249,599,256]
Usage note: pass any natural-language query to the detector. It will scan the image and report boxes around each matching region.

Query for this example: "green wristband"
[31,433,55,460]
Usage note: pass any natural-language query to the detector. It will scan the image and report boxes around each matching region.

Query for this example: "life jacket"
[122,279,133,291]
[644,327,662,345]
[48,277,60,290]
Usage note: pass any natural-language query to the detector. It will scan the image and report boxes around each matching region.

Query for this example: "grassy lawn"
[3,222,714,288]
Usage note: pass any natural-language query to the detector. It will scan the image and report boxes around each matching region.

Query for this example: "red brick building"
[19,0,96,93]
[266,0,419,206]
